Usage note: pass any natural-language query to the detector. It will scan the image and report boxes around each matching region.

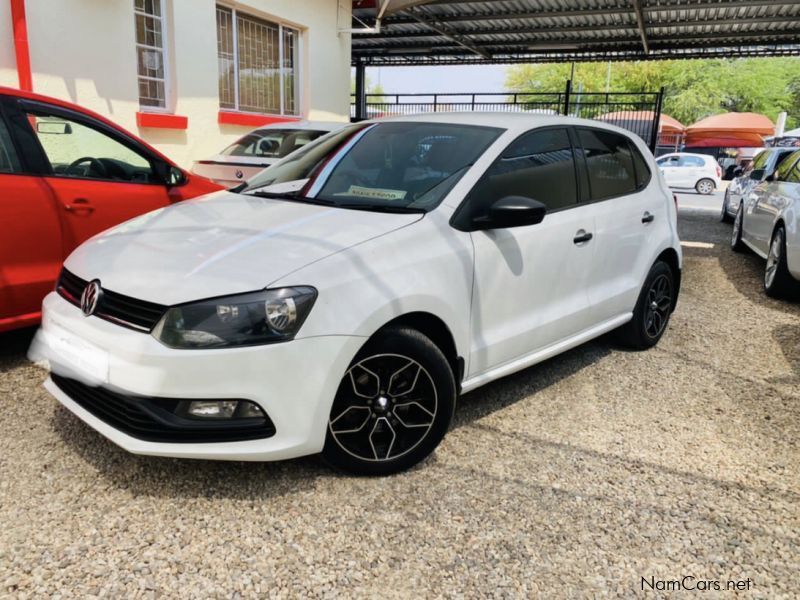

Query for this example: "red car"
[0,87,222,333]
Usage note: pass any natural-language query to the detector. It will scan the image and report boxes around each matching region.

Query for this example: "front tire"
[731,203,746,252]
[322,326,456,476]
[614,261,675,350]
[696,178,715,195]
[764,225,798,299]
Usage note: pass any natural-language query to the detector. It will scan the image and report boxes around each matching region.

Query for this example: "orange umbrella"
[685,112,774,148]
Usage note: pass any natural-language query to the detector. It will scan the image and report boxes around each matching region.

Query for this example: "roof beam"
[632,0,650,54]
[357,0,800,27]
[404,6,490,59]
[352,17,788,40]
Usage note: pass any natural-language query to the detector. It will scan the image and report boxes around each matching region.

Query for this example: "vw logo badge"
[235,169,244,179]
[80,280,102,317]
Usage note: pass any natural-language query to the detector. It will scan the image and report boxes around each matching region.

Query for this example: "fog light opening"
[185,400,265,420]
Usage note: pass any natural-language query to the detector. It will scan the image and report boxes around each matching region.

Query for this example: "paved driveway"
[1,205,797,597]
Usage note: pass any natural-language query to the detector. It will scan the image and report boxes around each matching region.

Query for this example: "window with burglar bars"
[135,0,168,109]
[216,5,299,115]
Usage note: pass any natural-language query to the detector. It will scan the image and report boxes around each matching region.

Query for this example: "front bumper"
[36,292,365,461]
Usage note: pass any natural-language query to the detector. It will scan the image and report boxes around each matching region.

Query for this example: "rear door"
[574,127,666,322]
[463,127,595,376]
[0,98,62,328]
[15,100,174,255]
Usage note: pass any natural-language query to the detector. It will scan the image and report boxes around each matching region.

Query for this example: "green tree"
[506,58,800,128]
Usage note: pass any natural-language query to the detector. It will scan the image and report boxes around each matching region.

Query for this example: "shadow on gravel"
[0,327,36,371]
[49,337,613,499]
[454,340,610,427]
[51,405,331,500]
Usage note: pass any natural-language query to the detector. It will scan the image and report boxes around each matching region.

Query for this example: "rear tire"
[731,203,746,252]
[764,225,798,299]
[720,190,733,223]
[696,178,715,195]
[322,326,456,476]
[614,261,675,350]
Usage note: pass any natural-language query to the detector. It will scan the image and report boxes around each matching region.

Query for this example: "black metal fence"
[351,81,665,152]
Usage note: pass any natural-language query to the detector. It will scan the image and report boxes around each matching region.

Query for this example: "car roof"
[364,111,647,140]
[250,121,346,135]
[659,152,714,160]
[0,86,177,166]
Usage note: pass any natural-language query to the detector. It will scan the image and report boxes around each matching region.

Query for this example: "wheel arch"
[655,247,681,312]
[373,312,464,390]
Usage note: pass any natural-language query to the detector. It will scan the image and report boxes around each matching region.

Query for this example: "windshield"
[221,129,330,159]
[242,121,504,212]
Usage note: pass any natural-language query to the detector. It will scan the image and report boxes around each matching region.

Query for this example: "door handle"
[64,198,94,213]
[642,211,655,224]
[573,230,593,245]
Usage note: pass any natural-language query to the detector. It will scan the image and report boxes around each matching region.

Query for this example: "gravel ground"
[1,202,798,598]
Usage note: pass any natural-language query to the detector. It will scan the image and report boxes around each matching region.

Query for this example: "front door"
[21,105,173,255]
[0,111,62,327]
[463,127,595,377]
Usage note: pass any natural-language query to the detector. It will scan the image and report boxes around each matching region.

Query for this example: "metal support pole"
[650,87,665,154]
[563,80,572,116]
[354,62,366,121]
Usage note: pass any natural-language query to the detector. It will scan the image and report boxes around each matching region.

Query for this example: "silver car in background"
[721,148,797,223]
[192,121,346,187]
[731,149,800,298]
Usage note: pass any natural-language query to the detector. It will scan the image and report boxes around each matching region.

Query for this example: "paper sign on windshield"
[345,186,407,201]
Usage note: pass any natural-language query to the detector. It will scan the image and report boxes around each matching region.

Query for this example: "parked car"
[656,152,721,194]
[32,114,682,475]
[192,121,346,187]
[0,87,222,333]
[731,149,800,298]
[720,148,797,222]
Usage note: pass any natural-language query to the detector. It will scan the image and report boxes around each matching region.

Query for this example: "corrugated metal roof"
[351,0,800,65]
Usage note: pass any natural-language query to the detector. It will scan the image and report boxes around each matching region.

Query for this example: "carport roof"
[350,0,800,65]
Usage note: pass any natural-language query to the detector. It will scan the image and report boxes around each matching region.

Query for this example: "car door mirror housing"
[154,161,187,187]
[472,196,547,230]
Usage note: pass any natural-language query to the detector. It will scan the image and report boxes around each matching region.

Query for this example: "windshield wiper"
[337,203,426,214]
[246,190,336,206]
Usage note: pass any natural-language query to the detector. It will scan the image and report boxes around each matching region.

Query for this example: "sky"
[363,64,509,94]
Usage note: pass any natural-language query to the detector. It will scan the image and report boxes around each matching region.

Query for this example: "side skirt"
[461,313,632,395]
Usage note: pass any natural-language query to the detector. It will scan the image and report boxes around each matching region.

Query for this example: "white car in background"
[731,149,800,298]
[33,114,681,475]
[192,121,346,187]
[656,152,721,194]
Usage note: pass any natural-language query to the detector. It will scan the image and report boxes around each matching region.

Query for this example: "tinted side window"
[577,129,637,200]
[775,151,800,181]
[463,128,577,218]
[629,141,651,189]
[785,161,800,184]
[772,151,796,174]
[0,116,21,173]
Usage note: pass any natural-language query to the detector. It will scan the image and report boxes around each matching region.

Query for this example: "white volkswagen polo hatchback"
[34,114,682,475]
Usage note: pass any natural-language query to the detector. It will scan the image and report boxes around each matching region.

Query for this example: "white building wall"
[0,0,352,168]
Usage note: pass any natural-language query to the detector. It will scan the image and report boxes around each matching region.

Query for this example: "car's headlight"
[152,287,317,349]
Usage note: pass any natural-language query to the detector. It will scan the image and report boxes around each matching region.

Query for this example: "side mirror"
[472,196,547,230]
[154,161,186,186]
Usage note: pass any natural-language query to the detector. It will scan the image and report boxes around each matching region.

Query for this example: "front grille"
[56,269,167,332]
[52,374,276,444]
